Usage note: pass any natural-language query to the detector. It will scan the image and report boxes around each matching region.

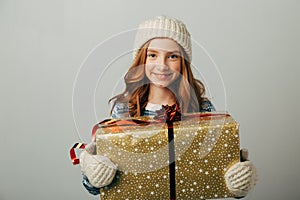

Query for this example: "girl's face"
[145,38,182,88]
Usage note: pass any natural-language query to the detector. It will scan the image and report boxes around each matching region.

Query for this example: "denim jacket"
[83,100,215,195]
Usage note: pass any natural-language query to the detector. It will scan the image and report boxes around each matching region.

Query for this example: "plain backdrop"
[1,0,300,199]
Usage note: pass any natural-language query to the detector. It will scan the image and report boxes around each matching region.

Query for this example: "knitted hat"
[133,16,192,61]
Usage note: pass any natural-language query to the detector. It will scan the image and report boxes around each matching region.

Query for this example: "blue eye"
[169,54,179,59]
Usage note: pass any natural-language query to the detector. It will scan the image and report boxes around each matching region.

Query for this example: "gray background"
[1,0,299,199]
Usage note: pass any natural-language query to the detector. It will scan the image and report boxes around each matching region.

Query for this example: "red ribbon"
[70,143,86,165]
[92,112,230,135]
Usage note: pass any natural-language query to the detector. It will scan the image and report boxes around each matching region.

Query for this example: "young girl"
[79,16,258,198]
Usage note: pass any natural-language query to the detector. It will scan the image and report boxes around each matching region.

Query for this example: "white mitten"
[225,149,259,197]
[80,142,117,188]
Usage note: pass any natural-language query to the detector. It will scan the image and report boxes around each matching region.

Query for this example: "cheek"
[170,62,181,73]
[145,65,152,78]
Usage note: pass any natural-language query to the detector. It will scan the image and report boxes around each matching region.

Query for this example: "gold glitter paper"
[96,112,240,200]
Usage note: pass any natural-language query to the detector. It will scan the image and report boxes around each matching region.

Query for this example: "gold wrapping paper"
[96,112,240,200]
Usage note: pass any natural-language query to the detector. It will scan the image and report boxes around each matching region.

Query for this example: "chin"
[150,82,167,87]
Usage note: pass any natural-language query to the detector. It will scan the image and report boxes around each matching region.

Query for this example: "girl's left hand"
[225,148,259,198]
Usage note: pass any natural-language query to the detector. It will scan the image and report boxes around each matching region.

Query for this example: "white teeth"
[154,73,171,76]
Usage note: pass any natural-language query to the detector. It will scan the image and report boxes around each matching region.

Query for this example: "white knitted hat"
[133,16,192,61]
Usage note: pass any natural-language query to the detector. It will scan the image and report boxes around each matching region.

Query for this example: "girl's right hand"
[79,142,117,188]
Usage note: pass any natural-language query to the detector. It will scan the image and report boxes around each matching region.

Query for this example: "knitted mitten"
[80,142,117,188]
[225,148,258,197]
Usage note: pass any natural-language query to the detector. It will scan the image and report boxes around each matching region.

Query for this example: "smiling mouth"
[152,72,172,80]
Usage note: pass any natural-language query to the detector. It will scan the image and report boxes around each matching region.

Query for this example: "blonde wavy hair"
[109,39,207,117]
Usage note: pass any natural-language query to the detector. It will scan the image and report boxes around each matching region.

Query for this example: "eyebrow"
[147,49,181,54]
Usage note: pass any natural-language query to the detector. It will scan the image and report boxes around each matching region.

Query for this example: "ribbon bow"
[154,104,182,122]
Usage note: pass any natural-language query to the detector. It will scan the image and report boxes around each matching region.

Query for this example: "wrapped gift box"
[95,112,240,199]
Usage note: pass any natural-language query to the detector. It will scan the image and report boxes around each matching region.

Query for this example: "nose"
[156,56,169,71]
